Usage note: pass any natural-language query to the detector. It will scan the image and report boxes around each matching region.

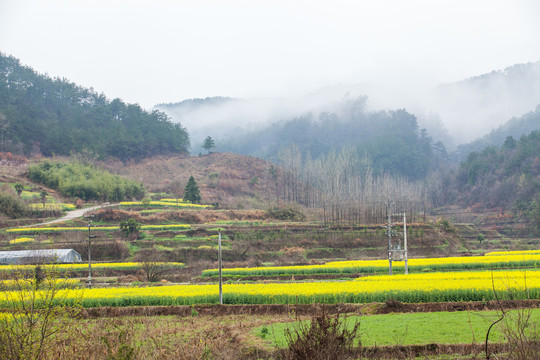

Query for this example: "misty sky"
[1,0,539,109]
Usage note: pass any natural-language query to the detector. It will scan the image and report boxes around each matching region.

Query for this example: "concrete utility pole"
[387,199,393,275]
[87,220,96,288]
[403,212,408,275]
[218,230,223,305]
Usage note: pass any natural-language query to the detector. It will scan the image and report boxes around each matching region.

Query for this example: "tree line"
[260,145,426,226]
[426,129,540,234]
[0,53,190,160]
[221,98,447,181]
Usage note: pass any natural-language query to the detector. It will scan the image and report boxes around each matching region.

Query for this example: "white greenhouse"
[0,249,82,265]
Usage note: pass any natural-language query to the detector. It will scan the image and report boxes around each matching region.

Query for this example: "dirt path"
[25,203,118,227]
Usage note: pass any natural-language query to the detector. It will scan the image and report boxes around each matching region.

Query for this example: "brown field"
[33,300,540,359]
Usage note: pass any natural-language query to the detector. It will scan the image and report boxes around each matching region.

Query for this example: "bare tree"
[165,180,185,206]
[0,264,80,360]
[135,248,170,282]
[275,144,425,226]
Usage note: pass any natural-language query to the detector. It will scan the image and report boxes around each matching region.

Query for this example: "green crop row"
[5,224,191,234]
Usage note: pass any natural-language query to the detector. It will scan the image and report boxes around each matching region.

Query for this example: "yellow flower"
[9,237,35,244]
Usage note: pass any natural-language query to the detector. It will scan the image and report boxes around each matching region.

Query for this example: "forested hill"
[0,53,190,160]
[452,130,540,210]
[220,102,447,181]
[453,105,540,161]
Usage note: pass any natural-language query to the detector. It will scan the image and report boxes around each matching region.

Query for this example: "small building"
[0,249,82,265]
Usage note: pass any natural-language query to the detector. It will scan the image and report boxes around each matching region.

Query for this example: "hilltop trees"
[221,104,439,181]
[184,176,201,204]
[454,130,540,210]
[0,52,190,160]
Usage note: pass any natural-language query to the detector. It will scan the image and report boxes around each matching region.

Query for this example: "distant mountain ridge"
[429,61,540,142]
[453,105,540,161]
[157,61,540,156]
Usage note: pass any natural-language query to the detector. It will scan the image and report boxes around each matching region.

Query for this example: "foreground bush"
[279,311,361,360]
[0,266,80,359]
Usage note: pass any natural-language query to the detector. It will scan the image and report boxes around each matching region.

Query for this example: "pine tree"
[184,176,201,204]
[202,136,216,154]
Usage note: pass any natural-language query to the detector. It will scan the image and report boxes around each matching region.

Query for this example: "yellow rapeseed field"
[484,250,540,256]
[203,253,540,276]
[8,237,35,244]
[119,201,210,208]
[5,224,190,234]
[2,269,536,308]
[0,262,184,273]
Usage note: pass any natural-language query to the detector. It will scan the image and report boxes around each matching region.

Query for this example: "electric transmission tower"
[386,199,408,275]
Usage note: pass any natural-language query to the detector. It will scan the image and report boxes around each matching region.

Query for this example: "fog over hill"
[155,88,372,154]
[427,61,540,144]
[156,61,540,153]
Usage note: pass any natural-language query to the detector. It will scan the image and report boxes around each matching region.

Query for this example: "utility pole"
[218,230,223,305]
[87,220,96,288]
[387,199,393,275]
[403,212,408,274]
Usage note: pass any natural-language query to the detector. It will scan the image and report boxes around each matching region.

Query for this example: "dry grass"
[4,301,539,359]
[92,208,269,224]
[47,314,281,360]
[98,153,275,208]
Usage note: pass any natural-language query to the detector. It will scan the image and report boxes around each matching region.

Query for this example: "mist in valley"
[156,60,540,154]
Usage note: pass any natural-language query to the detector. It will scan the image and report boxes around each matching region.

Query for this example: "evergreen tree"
[14,183,23,197]
[120,218,141,238]
[184,176,201,204]
[202,136,216,153]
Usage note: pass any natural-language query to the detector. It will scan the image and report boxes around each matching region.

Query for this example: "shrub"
[266,207,306,222]
[28,160,145,201]
[119,218,141,239]
[279,310,361,360]
[0,190,28,218]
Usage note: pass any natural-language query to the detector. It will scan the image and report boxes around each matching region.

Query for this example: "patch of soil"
[193,274,362,283]
[360,342,512,359]
[377,299,540,314]
[79,299,540,319]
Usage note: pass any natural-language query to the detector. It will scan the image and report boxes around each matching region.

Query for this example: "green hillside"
[0,53,190,160]
[450,130,540,233]
[454,105,540,161]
